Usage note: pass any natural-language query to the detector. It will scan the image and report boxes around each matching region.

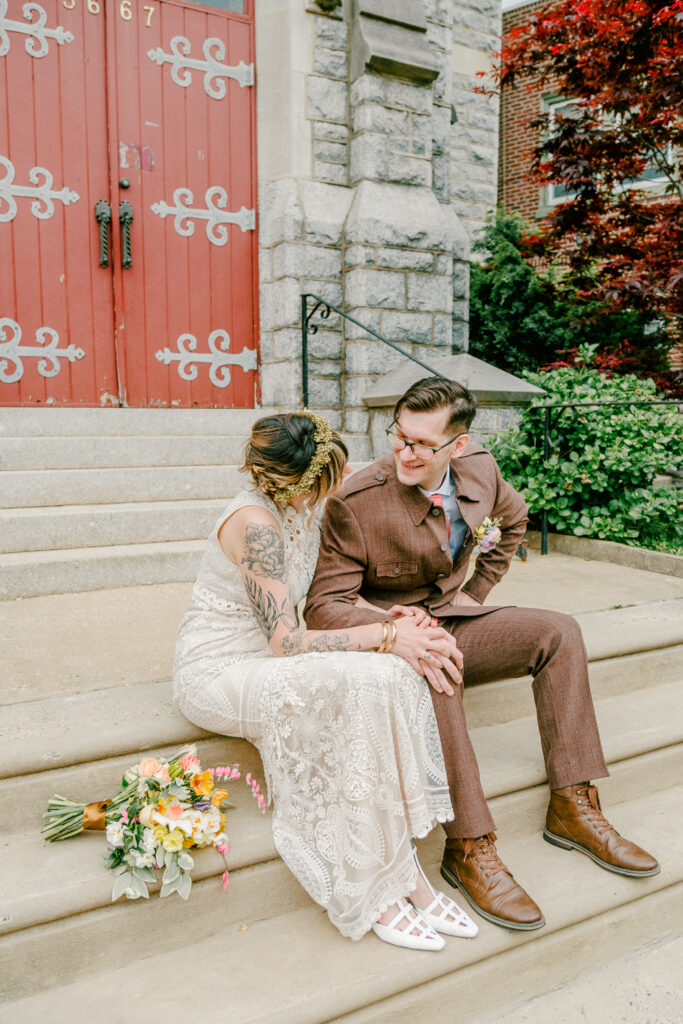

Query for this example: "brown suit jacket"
[304,444,529,630]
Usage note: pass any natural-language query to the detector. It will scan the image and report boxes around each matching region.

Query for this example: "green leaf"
[112,871,133,902]
[177,871,192,900]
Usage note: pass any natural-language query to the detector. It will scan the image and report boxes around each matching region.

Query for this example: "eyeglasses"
[385,425,466,462]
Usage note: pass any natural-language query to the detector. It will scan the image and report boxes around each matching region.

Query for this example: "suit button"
[431,507,440,517]
[375,473,385,482]
[437,573,446,579]
[393,566,400,574]
[440,543,448,552]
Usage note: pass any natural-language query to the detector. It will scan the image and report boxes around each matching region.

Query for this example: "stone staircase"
[0,408,371,600]
[1,573,682,1021]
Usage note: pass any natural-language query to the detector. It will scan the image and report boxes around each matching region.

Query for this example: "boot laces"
[579,785,612,836]
[463,833,508,878]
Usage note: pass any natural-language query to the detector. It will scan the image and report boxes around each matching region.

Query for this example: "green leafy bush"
[468,212,670,375]
[489,356,683,554]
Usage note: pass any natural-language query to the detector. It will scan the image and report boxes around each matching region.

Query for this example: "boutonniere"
[474,516,502,553]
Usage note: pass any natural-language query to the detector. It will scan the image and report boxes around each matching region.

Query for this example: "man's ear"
[452,433,470,458]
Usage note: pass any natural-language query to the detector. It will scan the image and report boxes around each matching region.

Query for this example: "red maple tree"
[491,0,683,334]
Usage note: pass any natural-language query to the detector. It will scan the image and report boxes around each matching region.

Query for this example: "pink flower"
[138,757,161,777]
[488,527,502,543]
[479,535,496,552]
[221,870,230,892]
[155,766,171,784]
[181,754,201,773]
[120,810,129,824]
[217,841,231,854]
[167,803,183,820]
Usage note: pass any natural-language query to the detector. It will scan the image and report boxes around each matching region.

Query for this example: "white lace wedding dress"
[173,489,453,940]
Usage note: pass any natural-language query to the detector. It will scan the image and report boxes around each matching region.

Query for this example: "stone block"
[344,408,370,434]
[269,328,303,362]
[433,63,452,105]
[313,138,348,164]
[315,160,348,186]
[344,245,376,268]
[260,277,301,330]
[309,358,342,377]
[430,104,451,151]
[272,243,342,281]
[308,329,343,359]
[385,80,433,113]
[436,253,452,275]
[472,406,497,429]
[352,103,410,136]
[311,407,343,429]
[376,248,434,271]
[452,260,469,298]
[345,268,406,309]
[308,376,341,406]
[406,273,452,312]
[307,76,347,122]
[388,153,432,187]
[260,360,301,406]
[471,143,495,166]
[350,74,385,106]
[411,114,432,157]
[342,306,381,338]
[345,340,407,375]
[345,180,454,251]
[258,247,272,282]
[350,132,387,183]
[417,344,451,364]
[381,310,432,344]
[452,298,468,321]
[314,46,348,80]
[432,314,452,347]
[452,318,469,351]
[301,181,354,246]
[315,15,348,50]
[313,121,349,142]
[432,152,450,202]
[257,179,303,247]
[302,280,343,307]
[345,374,378,406]
[426,21,450,52]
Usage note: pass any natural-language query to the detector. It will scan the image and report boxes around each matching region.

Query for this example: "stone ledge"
[527,532,683,579]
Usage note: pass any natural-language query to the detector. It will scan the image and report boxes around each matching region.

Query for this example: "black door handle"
[119,201,134,269]
[95,200,112,267]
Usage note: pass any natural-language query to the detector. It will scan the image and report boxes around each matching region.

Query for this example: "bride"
[173,410,478,950]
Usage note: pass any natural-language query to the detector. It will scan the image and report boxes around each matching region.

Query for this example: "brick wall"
[499,0,554,222]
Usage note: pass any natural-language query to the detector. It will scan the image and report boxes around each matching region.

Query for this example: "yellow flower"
[190,771,214,798]
[154,824,168,841]
[162,829,185,852]
[210,789,229,808]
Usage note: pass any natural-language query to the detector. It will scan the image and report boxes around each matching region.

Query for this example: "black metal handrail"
[301,293,445,406]
[537,398,681,555]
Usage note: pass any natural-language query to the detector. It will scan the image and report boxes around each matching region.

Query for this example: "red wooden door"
[107,0,259,407]
[0,0,258,408]
[0,0,119,406]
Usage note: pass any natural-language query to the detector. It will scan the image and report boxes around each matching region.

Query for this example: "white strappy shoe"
[410,847,479,938]
[372,899,445,951]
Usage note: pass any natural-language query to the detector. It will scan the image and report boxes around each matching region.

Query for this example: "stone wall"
[255,1,502,437]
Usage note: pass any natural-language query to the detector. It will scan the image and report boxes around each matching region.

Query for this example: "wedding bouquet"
[42,746,266,902]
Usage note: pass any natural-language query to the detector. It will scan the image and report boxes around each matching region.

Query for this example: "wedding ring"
[423,650,432,661]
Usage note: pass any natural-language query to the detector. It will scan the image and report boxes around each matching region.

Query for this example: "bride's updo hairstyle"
[242,411,348,507]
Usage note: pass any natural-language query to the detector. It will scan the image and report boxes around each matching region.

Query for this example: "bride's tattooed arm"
[241,523,286,580]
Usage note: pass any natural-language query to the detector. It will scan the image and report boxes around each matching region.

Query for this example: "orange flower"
[190,771,214,797]
[210,789,229,808]
[183,837,194,849]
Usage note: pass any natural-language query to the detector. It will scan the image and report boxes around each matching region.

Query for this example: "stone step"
[0,540,206,600]
[0,407,282,437]
[0,435,251,471]
[0,465,244,509]
[2,785,679,1021]
[0,499,230,554]
[1,742,678,998]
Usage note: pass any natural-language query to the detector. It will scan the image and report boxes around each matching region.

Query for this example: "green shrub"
[468,212,670,375]
[488,356,683,554]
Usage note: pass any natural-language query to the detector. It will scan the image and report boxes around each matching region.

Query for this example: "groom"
[304,377,659,931]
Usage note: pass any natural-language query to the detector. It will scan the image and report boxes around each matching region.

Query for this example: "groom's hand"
[387,604,438,628]
[393,620,463,695]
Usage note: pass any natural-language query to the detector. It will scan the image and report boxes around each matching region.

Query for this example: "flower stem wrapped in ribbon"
[41,746,266,902]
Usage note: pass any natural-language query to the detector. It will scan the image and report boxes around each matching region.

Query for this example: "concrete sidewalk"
[3,548,682,705]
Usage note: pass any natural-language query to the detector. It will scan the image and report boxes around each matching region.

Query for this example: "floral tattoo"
[241,523,286,580]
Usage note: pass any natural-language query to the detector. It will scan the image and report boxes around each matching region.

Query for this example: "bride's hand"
[391,619,463,696]
[387,604,437,628]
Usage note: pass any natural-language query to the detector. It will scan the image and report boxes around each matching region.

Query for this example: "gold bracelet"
[374,620,389,653]
[384,619,398,653]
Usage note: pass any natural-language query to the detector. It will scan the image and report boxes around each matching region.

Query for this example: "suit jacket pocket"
[376,560,418,580]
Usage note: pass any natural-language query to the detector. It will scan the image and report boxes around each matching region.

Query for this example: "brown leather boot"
[441,833,545,931]
[544,783,660,877]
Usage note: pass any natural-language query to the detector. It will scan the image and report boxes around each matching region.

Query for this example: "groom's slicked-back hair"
[393,377,478,433]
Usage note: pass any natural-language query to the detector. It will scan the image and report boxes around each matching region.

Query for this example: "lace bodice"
[173,489,323,685]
